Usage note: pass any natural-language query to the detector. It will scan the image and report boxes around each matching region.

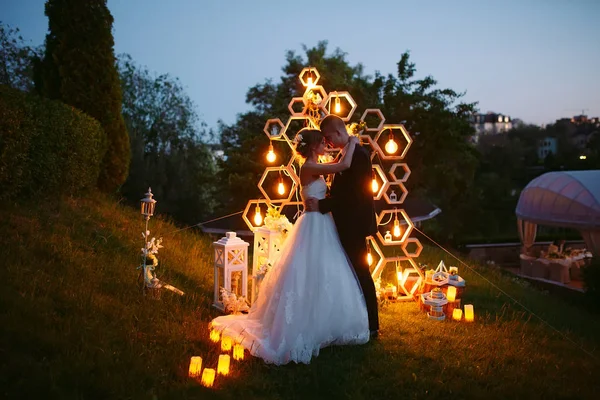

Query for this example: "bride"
[210,128,370,365]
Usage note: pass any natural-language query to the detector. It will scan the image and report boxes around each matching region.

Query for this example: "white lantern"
[213,232,249,311]
[251,227,284,303]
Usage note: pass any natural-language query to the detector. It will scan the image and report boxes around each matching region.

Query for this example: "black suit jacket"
[318,145,377,239]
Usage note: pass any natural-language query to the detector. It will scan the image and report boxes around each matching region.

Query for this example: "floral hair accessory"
[293,133,306,148]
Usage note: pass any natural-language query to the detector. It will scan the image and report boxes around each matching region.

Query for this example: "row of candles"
[188,329,245,388]
[452,304,475,322]
[444,285,475,322]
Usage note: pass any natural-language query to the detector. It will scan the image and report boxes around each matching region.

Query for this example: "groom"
[304,114,380,337]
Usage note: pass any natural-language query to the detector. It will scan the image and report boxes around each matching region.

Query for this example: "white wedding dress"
[210,177,370,365]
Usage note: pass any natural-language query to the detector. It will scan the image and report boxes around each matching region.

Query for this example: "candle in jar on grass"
[446,286,457,302]
[217,354,230,376]
[188,356,202,377]
[452,308,462,321]
[233,344,245,361]
[221,336,233,351]
[464,304,474,322]
[210,329,221,343]
[201,368,215,387]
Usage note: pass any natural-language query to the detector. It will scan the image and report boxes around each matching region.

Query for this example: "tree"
[371,53,479,240]
[38,0,129,193]
[0,22,41,91]
[118,55,218,225]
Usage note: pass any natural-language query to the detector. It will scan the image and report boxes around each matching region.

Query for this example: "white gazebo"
[516,170,600,257]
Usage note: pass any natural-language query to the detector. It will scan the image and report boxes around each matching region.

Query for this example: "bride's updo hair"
[294,128,322,160]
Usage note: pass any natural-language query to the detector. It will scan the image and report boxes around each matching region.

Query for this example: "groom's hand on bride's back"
[304,197,319,212]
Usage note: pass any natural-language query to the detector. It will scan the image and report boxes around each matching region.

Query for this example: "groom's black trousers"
[338,232,379,332]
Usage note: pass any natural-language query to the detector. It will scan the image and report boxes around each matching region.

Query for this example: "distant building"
[537,137,557,159]
[470,112,513,143]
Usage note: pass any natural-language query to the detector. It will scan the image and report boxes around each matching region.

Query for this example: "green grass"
[2,195,599,399]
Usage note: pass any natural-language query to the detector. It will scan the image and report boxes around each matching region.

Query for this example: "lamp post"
[140,188,157,292]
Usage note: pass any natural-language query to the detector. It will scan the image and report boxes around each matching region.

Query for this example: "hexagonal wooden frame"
[322,91,357,122]
[360,108,386,133]
[263,118,285,140]
[281,116,317,143]
[372,164,388,200]
[376,209,413,246]
[396,259,424,299]
[299,67,320,87]
[257,166,299,204]
[374,124,413,160]
[402,237,423,258]
[242,199,269,232]
[383,181,408,205]
[288,97,307,117]
[303,85,328,107]
[389,163,411,182]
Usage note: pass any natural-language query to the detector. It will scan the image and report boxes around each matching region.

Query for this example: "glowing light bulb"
[253,204,263,226]
[371,177,379,193]
[277,181,285,195]
[393,218,401,238]
[385,134,398,154]
[367,252,373,266]
[307,72,314,88]
[266,143,276,163]
[334,95,341,114]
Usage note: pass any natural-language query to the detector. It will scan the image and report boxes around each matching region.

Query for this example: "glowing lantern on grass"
[217,355,230,376]
[446,286,457,302]
[452,308,463,321]
[233,344,245,361]
[188,356,202,377]
[213,232,249,312]
[201,368,215,387]
[464,304,474,322]
[221,336,233,351]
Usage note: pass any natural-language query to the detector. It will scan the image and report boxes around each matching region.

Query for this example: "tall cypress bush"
[39,0,130,192]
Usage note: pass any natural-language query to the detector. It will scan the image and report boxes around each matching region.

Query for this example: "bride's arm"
[301,137,358,175]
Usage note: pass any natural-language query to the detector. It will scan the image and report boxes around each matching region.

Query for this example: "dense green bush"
[0,85,106,200]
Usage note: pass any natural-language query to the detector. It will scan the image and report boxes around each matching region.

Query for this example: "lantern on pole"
[140,188,158,292]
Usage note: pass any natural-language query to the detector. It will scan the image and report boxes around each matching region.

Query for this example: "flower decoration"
[346,121,366,136]
[264,205,293,240]
[141,231,163,268]
[292,133,306,149]
[220,287,249,314]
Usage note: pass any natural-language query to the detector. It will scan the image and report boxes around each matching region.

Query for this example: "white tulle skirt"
[210,212,370,365]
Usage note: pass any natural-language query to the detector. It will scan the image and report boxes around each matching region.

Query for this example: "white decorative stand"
[251,227,284,304]
[213,232,249,312]
[421,290,448,321]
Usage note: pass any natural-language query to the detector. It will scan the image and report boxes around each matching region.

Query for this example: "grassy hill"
[2,195,599,399]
